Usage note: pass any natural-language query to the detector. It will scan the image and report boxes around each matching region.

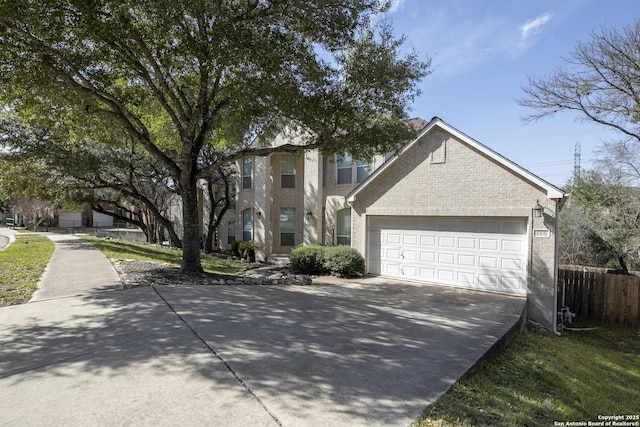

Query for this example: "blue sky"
[383,0,640,187]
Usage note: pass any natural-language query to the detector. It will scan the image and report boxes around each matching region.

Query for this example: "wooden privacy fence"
[558,266,640,330]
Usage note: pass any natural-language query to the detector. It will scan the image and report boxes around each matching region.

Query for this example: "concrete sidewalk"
[31,233,123,301]
[0,232,526,426]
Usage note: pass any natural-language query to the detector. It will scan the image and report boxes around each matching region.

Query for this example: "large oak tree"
[0,0,429,272]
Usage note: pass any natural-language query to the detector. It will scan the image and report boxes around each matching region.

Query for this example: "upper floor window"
[242,157,253,190]
[336,153,371,185]
[281,155,296,188]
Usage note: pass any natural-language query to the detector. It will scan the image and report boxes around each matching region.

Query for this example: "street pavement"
[0,232,526,426]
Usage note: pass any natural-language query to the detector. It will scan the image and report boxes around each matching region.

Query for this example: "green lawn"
[0,233,55,306]
[414,324,640,427]
[83,236,244,275]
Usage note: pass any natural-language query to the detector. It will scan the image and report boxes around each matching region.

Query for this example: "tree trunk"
[146,217,156,244]
[204,176,229,254]
[180,179,203,273]
[204,216,215,253]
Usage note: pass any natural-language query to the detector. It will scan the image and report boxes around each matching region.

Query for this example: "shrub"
[238,240,263,262]
[290,245,326,274]
[231,240,242,257]
[323,245,365,278]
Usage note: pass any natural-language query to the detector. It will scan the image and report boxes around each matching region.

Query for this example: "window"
[336,153,371,185]
[281,155,296,188]
[242,158,252,190]
[337,154,353,185]
[356,161,370,183]
[242,209,253,241]
[336,208,351,245]
[280,207,295,246]
[227,221,235,245]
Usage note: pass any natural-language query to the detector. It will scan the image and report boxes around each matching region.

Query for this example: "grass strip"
[0,234,55,306]
[413,325,640,427]
[83,236,244,275]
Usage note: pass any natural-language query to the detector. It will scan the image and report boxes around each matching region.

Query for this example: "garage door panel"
[438,269,455,282]
[501,258,523,271]
[479,238,499,251]
[385,263,401,275]
[368,216,528,295]
[386,248,402,260]
[457,271,475,285]
[403,265,418,276]
[458,237,476,249]
[420,235,436,246]
[403,249,418,261]
[479,274,500,289]
[403,234,418,245]
[438,253,455,265]
[420,251,436,262]
[419,267,436,280]
[458,254,476,267]
[479,256,498,269]
[438,236,455,248]
[387,233,401,244]
[501,240,523,253]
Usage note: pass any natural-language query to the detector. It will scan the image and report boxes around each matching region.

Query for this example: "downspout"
[552,200,562,336]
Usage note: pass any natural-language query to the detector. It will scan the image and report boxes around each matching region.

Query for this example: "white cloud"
[389,2,557,77]
[520,13,553,39]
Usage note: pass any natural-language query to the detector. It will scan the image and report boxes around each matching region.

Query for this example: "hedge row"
[289,245,365,278]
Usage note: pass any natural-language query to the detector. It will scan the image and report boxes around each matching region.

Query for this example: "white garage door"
[368,217,528,295]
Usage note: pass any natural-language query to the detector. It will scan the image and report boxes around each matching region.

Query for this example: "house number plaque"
[533,229,550,238]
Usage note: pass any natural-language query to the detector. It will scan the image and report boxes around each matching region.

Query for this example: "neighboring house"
[233,117,567,330]
[58,206,123,228]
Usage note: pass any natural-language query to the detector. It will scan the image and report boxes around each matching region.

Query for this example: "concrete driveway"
[0,277,525,426]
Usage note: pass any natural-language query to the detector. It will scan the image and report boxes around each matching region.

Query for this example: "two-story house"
[224,117,568,331]
[231,126,391,258]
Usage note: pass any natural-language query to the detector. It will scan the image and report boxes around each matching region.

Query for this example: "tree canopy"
[0,0,430,272]
[569,170,640,274]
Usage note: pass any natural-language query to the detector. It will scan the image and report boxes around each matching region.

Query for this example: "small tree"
[8,197,56,230]
[570,171,640,274]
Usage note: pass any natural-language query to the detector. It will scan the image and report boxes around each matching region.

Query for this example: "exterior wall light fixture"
[532,200,544,218]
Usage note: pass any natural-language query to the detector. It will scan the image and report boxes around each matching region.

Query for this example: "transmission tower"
[574,141,581,180]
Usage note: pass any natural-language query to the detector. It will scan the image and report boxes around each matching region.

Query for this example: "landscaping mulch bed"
[110,259,313,288]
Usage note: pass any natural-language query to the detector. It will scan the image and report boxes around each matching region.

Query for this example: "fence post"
[595,272,606,324]
[633,279,640,330]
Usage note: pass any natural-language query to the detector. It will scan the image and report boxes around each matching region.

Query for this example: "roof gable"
[347,117,566,202]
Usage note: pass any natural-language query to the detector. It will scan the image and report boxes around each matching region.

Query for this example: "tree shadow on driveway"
[0,282,525,427]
